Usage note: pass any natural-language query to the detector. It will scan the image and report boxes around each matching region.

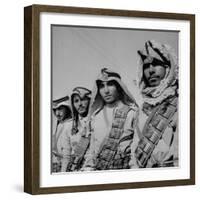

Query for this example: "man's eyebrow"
[98,81,104,86]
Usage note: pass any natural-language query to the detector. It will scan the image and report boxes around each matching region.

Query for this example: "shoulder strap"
[135,96,178,168]
[67,134,91,171]
[95,105,131,170]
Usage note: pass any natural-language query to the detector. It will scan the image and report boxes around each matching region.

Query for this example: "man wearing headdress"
[52,95,72,172]
[135,40,178,168]
[61,87,92,172]
[83,68,139,171]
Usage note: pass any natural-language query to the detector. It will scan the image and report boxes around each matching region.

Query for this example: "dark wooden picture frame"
[24,4,195,195]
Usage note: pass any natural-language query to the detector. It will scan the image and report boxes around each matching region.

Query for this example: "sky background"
[52,25,178,105]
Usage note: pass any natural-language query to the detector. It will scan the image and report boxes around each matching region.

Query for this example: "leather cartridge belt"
[135,96,178,168]
[95,105,132,170]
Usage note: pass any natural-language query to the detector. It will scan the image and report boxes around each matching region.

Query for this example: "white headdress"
[89,68,138,116]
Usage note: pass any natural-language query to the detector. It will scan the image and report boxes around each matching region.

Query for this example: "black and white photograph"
[51,25,179,173]
[24,5,195,194]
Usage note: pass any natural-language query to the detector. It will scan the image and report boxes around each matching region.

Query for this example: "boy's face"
[98,80,119,104]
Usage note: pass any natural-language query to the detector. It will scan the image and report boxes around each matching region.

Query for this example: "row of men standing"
[52,40,178,172]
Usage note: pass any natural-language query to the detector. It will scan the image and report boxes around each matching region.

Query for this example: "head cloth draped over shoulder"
[89,67,138,116]
[137,40,178,105]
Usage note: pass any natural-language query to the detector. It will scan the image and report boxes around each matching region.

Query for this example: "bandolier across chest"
[67,135,91,171]
[95,105,132,170]
[135,96,178,168]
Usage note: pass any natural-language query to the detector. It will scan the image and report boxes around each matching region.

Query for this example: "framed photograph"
[24,4,195,194]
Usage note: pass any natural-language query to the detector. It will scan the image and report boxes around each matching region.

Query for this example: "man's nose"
[55,110,60,116]
[79,101,83,106]
[149,64,155,74]
[104,85,109,93]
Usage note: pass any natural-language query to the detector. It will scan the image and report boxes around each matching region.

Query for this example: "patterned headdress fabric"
[137,40,171,67]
